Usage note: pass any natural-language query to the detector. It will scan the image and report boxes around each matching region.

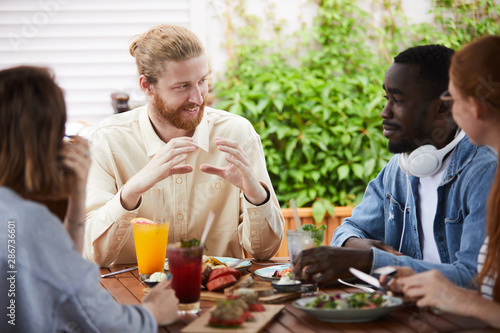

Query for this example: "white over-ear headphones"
[398,130,465,177]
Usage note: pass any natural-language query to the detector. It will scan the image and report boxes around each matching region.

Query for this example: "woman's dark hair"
[0,66,68,197]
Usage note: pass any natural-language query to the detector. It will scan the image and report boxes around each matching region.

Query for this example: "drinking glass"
[286,230,315,265]
[167,243,204,315]
[131,218,169,280]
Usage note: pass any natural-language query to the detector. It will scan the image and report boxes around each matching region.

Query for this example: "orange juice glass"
[130,218,169,280]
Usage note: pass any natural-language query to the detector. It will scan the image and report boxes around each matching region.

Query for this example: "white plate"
[164,256,251,273]
[254,264,291,281]
[293,294,403,323]
[215,257,252,272]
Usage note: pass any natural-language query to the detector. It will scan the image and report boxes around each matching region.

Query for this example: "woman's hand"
[398,270,500,328]
[61,136,91,199]
[60,136,91,254]
[142,279,179,326]
[397,270,475,313]
[380,266,416,293]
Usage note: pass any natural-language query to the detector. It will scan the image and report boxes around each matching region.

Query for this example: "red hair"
[451,35,500,301]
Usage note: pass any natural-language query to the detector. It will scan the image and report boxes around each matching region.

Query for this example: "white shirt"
[418,154,452,263]
[84,106,284,266]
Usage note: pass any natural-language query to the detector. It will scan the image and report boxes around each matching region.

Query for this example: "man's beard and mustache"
[152,92,205,131]
[384,119,428,154]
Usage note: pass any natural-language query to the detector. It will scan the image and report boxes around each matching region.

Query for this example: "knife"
[100,266,138,278]
[373,266,397,276]
[349,267,386,293]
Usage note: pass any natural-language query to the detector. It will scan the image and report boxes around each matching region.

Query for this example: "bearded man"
[83,25,284,267]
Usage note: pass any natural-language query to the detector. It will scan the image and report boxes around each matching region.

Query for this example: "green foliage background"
[214,0,500,223]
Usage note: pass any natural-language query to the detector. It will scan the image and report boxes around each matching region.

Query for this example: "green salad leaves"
[305,292,385,310]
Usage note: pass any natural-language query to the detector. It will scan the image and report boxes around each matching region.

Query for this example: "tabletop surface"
[99,257,496,333]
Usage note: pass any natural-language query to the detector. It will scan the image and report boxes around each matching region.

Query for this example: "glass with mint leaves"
[286,224,326,283]
[298,224,326,247]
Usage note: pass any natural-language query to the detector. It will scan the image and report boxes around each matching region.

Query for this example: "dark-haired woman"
[0,66,178,332]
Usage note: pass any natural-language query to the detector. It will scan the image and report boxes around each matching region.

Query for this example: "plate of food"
[183,289,284,332]
[164,255,251,273]
[254,264,291,282]
[293,292,403,323]
[182,300,284,332]
[211,256,252,272]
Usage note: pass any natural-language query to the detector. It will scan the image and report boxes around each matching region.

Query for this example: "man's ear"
[139,75,154,97]
[436,98,452,120]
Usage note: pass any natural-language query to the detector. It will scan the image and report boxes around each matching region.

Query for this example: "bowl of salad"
[292,292,403,323]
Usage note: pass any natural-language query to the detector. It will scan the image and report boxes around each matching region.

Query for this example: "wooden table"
[100,258,496,333]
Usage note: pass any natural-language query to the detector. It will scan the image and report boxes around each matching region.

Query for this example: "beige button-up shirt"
[83,106,284,266]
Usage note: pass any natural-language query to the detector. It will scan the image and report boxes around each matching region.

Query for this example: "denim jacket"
[331,136,497,287]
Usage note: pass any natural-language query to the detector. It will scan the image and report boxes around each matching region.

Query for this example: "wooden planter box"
[272,206,354,258]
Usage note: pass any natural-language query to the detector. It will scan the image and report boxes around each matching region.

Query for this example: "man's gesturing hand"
[200,137,267,205]
[121,137,197,210]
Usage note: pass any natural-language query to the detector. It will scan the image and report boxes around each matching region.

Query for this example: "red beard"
[152,93,205,131]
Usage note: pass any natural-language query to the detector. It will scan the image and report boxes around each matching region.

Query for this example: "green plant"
[214,0,500,224]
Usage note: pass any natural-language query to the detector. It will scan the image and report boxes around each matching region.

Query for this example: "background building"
[0,0,432,124]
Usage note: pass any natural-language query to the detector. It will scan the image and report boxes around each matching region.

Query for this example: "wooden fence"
[37,198,354,259]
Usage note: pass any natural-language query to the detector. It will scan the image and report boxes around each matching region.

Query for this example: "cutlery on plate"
[337,278,377,293]
[228,258,247,268]
[349,267,387,293]
[250,260,285,266]
[100,266,138,278]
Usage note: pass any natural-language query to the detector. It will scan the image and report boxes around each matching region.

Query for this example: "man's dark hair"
[394,44,455,100]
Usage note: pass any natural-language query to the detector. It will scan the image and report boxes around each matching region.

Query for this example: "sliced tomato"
[244,311,255,322]
[279,268,292,277]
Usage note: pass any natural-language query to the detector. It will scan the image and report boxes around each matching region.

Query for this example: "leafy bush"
[214,0,500,222]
